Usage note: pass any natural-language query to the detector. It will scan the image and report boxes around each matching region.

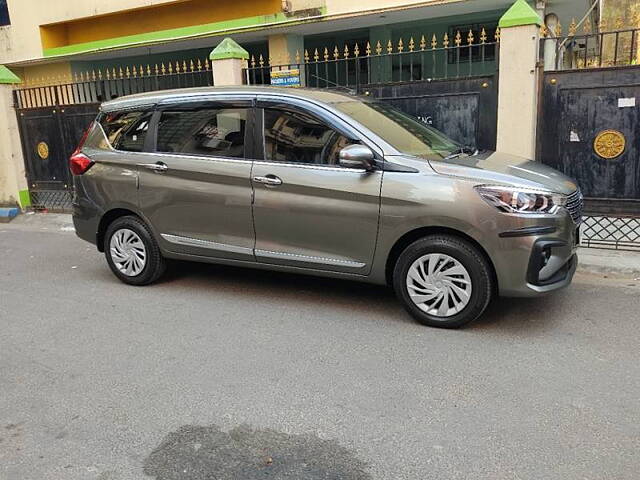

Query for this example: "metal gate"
[13,59,214,210]
[364,76,497,151]
[537,66,640,249]
[17,104,98,210]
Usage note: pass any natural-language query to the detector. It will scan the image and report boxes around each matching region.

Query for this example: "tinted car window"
[263,108,356,165]
[99,111,152,152]
[156,108,247,158]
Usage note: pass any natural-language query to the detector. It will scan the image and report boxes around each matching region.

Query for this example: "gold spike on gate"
[569,18,577,36]
[454,31,462,46]
[333,46,339,59]
[344,44,349,58]
[467,29,474,45]
[375,40,382,55]
[614,17,624,30]
[304,49,310,62]
[386,40,393,54]
[554,21,562,36]
[354,43,360,57]
[540,24,548,37]
[132,65,137,77]
[494,27,500,42]
[420,35,427,50]
[147,64,152,76]
[197,59,202,71]
[295,50,301,64]
[583,19,592,34]
[443,32,450,48]
[323,47,328,61]
[183,60,187,73]
[397,38,404,53]
[313,48,319,62]
[408,37,414,52]
[480,27,488,43]
[365,41,371,56]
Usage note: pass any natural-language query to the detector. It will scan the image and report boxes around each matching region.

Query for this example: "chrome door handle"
[253,175,282,186]
[138,162,168,173]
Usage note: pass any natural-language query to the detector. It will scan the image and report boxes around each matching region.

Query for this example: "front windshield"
[333,100,460,159]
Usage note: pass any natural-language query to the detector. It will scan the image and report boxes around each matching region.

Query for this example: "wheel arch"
[384,226,498,291]
[96,208,142,252]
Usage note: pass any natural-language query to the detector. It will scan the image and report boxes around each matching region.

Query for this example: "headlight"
[475,185,567,214]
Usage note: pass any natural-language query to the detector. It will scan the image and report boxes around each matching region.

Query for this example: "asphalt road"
[1,217,639,480]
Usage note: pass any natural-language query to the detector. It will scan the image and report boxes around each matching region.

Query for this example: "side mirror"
[338,144,375,171]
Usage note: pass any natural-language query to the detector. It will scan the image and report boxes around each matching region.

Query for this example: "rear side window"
[156,108,247,158]
[98,110,152,152]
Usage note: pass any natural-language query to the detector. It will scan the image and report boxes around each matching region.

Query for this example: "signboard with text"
[270,69,301,87]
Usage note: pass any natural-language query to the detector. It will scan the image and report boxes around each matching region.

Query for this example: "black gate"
[17,104,98,210]
[537,66,640,215]
[364,76,497,151]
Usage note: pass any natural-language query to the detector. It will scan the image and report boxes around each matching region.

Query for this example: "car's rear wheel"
[104,215,165,285]
[393,234,493,328]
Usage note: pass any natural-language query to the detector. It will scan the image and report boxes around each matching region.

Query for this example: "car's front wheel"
[104,215,165,285]
[393,234,494,328]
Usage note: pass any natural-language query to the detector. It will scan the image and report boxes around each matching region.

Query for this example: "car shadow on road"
[158,259,563,332]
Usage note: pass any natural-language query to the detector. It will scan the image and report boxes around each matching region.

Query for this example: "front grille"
[566,188,584,224]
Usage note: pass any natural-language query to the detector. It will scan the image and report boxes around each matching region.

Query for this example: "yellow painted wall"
[0,0,456,64]
[40,0,282,49]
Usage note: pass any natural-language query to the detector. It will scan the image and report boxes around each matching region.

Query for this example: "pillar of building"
[0,65,28,208]
[267,34,305,85]
[209,38,250,86]
[496,0,542,159]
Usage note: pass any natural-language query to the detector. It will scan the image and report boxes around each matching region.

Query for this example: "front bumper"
[492,212,579,298]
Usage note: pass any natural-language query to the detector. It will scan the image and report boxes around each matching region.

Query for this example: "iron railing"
[541,25,640,71]
[580,215,640,251]
[245,29,499,89]
[13,60,213,109]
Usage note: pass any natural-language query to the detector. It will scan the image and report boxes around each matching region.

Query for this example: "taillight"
[70,152,94,175]
[69,121,95,175]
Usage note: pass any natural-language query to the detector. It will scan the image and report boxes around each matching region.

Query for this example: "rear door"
[251,98,383,274]
[138,99,256,261]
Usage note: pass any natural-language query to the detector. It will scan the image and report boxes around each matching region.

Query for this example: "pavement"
[1,213,639,480]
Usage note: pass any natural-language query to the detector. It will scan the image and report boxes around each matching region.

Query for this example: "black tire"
[393,235,493,328]
[104,215,166,286]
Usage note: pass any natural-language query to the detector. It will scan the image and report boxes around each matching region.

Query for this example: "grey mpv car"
[71,86,582,328]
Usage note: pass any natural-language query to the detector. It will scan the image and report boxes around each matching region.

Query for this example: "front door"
[251,103,382,274]
[138,100,255,261]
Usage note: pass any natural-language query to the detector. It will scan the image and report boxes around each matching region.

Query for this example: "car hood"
[426,150,578,195]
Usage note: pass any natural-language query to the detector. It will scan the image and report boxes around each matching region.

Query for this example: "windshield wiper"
[442,146,478,161]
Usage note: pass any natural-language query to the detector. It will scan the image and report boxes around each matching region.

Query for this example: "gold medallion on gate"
[593,130,625,159]
[37,141,49,160]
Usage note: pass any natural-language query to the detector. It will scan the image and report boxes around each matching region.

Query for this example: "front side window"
[333,101,459,160]
[156,108,247,158]
[263,108,356,165]
[99,110,151,152]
